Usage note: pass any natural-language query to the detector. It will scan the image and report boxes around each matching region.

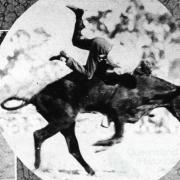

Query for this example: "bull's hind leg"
[61,122,95,175]
[166,105,180,120]
[113,117,124,139]
[94,117,124,146]
[33,124,59,169]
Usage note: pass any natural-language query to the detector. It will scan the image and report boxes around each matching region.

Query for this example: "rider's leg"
[67,5,93,50]
[104,72,137,89]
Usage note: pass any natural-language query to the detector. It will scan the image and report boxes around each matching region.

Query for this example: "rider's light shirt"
[66,38,141,78]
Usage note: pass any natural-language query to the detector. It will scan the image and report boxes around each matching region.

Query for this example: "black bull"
[1,72,180,175]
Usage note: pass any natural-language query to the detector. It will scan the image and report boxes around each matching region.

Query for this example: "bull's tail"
[1,96,30,111]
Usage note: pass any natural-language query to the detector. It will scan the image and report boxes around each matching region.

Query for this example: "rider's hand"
[49,55,61,61]
[49,51,68,62]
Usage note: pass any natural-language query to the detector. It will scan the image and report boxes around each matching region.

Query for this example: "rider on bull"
[50,5,142,88]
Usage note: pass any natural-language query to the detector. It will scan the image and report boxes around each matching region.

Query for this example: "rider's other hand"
[106,69,115,74]
[50,55,68,62]
[49,55,60,61]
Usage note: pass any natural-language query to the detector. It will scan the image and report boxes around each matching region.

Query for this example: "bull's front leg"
[34,132,42,169]
[94,117,124,146]
[61,122,95,175]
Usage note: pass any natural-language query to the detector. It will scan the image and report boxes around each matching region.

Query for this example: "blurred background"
[1,0,180,99]
[1,0,180,180]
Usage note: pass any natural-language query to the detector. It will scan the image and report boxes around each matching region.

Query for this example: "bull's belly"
[126,104,164,121]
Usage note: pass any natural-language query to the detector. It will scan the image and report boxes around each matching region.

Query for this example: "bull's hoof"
[66,5,84,18]
[34,161,40,169]
[93,138,122,146]
[86,167,95,176]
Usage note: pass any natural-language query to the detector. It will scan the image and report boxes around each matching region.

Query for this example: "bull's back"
[136,75,176,95]
[36,73,84,103]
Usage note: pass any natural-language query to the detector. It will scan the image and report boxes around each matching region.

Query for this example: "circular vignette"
[0,0,180,180]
